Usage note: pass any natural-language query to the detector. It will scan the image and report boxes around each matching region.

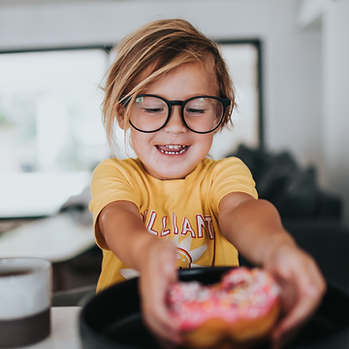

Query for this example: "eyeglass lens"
[130,96,223,133]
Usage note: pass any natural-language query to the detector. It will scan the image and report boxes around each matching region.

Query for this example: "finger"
[272,279,325,347]
[143,302,182,343]
[271,326,301,349]
[147,319,182,344]
[276,280,323,332]
[271,298,308,349]
[156,336,181,349]
[141,277,181,335]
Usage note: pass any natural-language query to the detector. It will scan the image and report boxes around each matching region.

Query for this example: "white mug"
[0,257,52,348]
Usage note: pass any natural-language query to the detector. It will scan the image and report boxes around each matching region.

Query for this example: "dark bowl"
[79,267,349,349]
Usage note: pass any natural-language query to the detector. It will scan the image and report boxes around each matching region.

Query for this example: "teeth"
[168,145,183,150]
[158,145,188,155]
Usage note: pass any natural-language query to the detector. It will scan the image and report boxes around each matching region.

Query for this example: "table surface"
[19,307,82,349]
[0,213,95,263]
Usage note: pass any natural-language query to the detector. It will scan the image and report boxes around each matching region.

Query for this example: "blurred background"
[0,0,349,297]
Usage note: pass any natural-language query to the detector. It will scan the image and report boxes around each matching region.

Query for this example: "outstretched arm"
[218,192,326,349]
[98,201,181,344]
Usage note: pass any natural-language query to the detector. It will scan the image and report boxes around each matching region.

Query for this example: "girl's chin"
[145,167,190,180]
[150,172,187,180]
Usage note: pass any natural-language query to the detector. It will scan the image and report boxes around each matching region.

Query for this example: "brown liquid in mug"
[0,269,33,277]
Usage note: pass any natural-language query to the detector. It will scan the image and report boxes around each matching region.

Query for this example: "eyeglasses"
[121,94,231,134]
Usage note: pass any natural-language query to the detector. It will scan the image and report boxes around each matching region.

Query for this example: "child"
[89,19,326,349]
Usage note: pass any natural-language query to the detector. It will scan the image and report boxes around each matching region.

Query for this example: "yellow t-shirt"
[89,157,258,292]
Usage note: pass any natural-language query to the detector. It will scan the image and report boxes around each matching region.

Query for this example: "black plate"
[79,267,349,349]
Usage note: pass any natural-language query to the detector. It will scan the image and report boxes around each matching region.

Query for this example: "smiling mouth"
[156,145,189,155]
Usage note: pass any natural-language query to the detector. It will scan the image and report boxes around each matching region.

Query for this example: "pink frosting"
[167,268,280,331]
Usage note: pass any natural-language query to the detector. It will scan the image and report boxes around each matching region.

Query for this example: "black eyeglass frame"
[121,94,232,134]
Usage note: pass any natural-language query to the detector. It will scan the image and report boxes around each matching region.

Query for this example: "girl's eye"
[143,107,164,114]
[186,108,205,114]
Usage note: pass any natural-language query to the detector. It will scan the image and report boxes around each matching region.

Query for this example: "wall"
[298,0,349,224]
[4,0,347,219]
[322,0,349,224]
[0,0,323,161]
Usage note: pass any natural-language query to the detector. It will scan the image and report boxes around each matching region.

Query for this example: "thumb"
[159,241,178,282]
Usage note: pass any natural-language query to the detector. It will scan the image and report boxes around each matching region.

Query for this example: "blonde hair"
[102,18,236,153]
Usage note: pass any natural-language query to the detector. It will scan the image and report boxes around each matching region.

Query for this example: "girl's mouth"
[156,145,189,155]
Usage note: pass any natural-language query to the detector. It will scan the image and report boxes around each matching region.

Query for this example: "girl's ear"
[116,104,126,130]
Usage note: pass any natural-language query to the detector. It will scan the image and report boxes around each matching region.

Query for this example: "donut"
[167,267,281,349]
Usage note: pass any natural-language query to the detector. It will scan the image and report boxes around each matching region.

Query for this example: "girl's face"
[126,62,218,180]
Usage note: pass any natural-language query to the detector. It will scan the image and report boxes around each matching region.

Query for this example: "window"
[0,48,110,217]
[0,48,110,173]
[211,41,262,159]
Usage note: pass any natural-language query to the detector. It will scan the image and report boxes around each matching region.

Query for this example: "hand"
[264,243,327,349]
[138,239,182,346]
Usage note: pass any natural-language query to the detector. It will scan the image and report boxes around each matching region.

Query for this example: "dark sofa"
[233,144,349,294]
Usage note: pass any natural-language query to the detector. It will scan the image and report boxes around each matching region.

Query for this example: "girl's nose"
[162,105,187,134]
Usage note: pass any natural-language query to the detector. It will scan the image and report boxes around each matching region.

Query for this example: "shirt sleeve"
[210,157,258,213]
[89,158,139,249]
